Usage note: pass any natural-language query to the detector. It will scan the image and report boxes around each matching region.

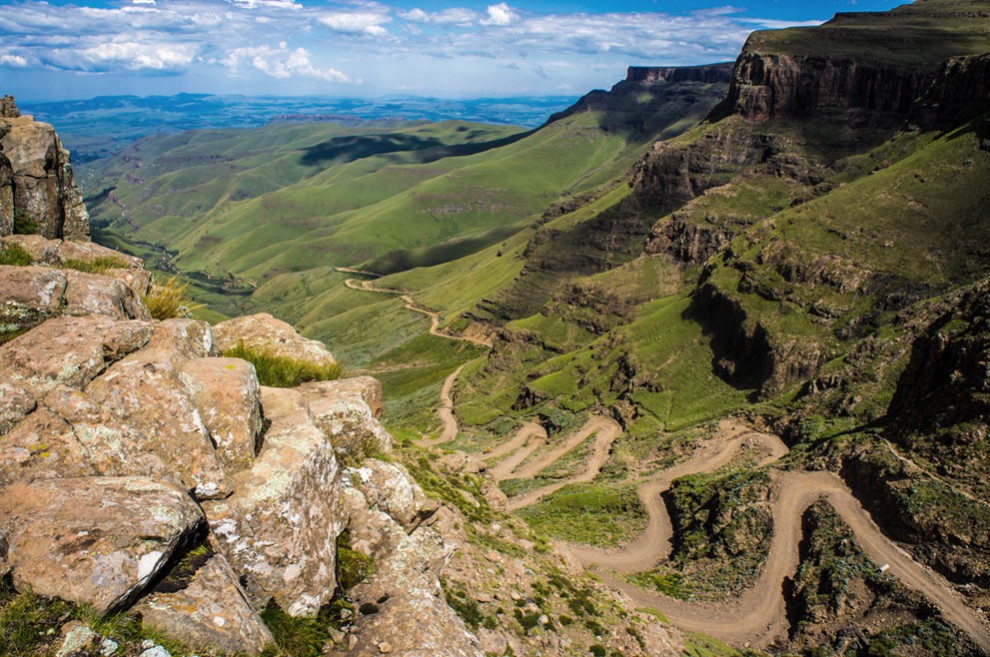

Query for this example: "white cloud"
[132,0,157,6]
[480,3,518,27]
[78,42,197,70]
[318,11,391,37]
[224,42,350,82]
[227,0,302,10]
[399,7,478,26]
[0,53,28,67]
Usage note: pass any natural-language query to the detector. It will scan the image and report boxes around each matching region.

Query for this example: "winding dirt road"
[341,273,990,651]
[484,418,990,652]
[567,422,787,574]
[344,278,492,348]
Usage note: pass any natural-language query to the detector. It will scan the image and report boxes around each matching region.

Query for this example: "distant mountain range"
[20,93,580,163]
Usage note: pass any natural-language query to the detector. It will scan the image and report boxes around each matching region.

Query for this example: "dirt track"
[486,418,990,651]
[342,275,990,651]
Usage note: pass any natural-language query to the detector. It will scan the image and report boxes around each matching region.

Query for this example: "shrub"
[142,274,202,320]
[61,256,128,274]
[0,242,32,266]
[225,342,341,388]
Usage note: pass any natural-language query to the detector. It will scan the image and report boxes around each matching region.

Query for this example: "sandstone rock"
[345,527,481,657]
[299,377,392,461]
[1,234,59,262]
[206,386,344,616]
[0,476,203,613]
[146,318,217,360]
[86,350,232,500]
[0,405,96,485]
[136,553,274,655]
[0,114,89,240]
[0,382,35,435]
[0,150,12,238]
[63,270,149,320]
[0,96,18,119]
[348,460,436,531]
[0,316,152,396]
[214,312,336,366]
[0,265,67,336]
[179,358,262,474]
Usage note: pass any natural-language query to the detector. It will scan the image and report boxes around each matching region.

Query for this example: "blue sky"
[0,0,904,100]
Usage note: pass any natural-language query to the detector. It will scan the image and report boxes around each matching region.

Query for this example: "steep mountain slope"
[77,1,990,653]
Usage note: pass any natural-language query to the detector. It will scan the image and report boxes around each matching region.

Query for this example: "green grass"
[516,482,646,547]
[61,256,129,274]
[224,342,342,388]
[0,242,32,266]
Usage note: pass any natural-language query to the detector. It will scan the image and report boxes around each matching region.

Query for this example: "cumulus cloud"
[0,53,28,67]
[318,11,391,37]
[79,41,197,70]
[480,3,518,27]
[224,42,350,81]
[132,0,157,6]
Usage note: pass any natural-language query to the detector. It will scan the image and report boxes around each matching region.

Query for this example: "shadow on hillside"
[299,130,534,167]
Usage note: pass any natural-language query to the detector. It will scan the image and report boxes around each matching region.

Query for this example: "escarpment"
[0,96,89,241]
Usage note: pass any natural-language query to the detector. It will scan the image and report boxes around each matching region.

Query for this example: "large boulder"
[178,357,262,473]
[136,553,274,655]
[299,377,392,462]
[205,386,345,616]
[85,349,232,500]
[213,312,336,367]
[0,476,204,613]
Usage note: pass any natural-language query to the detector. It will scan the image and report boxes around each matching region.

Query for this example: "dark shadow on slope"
[365,224,521,276]
[299,130,534,167]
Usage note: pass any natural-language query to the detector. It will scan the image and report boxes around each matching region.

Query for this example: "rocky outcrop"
[626,64,734,85]
[0,97,89,240]
[338,463,483,657]
[214,312,337,366]
[0,96,18,119]
[0,236,408,654]
[0,235,150,340]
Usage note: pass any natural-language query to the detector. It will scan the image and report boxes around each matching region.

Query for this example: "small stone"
[537,614,549,626]
[141,640,156,650]
[140,647,172,657]
[378,642,392,654]
[327,628,345,644]
[56,622,97,657]
[100,638,119,656]
[347,635,358,651]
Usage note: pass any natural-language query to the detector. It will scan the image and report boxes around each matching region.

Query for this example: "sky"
[0,0,904,100]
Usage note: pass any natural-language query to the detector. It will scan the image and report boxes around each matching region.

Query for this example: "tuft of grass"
[260,600,351,657]
[225,342,341,388]
[336,531,374,590]
[516,482,647,547]
[61,256,128,274]
[143,274,203,320]
[0,242,33,266]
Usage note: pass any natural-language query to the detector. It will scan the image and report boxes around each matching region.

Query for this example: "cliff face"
[915,52,990,127]
[626,64,734,85]
[724,51,932,121]
[0,95,89,241]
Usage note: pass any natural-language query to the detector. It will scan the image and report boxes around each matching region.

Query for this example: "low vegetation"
[516,482,646,547]
[61,256,128,274]
[0,242,32,266]
[143,274,202,320]
[224,342,342,388]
